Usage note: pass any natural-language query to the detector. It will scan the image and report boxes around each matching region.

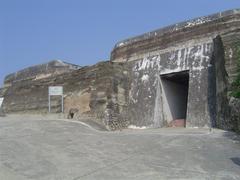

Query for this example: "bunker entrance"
[160,71,189,127]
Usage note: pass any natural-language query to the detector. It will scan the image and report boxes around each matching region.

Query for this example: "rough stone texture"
[229,97,240,132]
[0,61,129,129]
[1,9,240,131]
[4,60,81,87]
[213,36,231,130]
[222,30,240,83]
[122,42,213,128]
[111,9,240,62]
[110,9,240,131]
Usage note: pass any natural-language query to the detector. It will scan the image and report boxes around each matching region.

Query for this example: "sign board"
[49,86,63,96]
[0,97,4,108]
[48,86,64,113]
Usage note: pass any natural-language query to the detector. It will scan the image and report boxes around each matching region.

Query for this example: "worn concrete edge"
[113,8,240,49]
[1,114,238,137]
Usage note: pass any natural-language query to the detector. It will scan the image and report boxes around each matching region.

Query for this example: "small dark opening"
[70,112,74,119]
[160,71,189,126]
[68,108,79,119]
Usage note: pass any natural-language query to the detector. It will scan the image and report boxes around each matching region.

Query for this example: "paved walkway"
[0,116,240,180]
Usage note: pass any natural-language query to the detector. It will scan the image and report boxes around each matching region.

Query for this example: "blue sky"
[1,0,240,85]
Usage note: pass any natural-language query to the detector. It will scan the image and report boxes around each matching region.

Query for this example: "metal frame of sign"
[0,97,4,108]
[48,86,64,113]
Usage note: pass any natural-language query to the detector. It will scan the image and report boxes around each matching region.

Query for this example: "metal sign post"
[0,97,4,108]
[48,86,63,113]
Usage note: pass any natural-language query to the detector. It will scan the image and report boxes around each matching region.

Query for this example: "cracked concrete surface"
[0,116,240,180]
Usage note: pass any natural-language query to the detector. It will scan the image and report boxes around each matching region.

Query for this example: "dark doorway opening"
[160,71,189,127]
[67,108,78,119]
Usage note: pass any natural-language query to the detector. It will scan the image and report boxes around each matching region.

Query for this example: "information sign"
[49,86,63,96]
[48,86,64,113]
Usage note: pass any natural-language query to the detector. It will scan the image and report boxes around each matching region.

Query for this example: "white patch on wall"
[117,42,125,47]
[133,55,161,71]
[169,52,176,61]
[128,125,148,130]
[141,74,149,83]
[229,48,233,59]
[134,71,140,77]
[133,42,213,75]
[177,50,182,67]
[172,24,179,32]
[129,91,137,104]
[192,44,210,71]
[185,17,211,28]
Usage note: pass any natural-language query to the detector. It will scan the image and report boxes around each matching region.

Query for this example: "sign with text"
[0,97,4,108]
[49,86,63,96]
[48,86,64,113]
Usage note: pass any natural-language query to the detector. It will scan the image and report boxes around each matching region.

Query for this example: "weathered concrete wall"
[212,36,230,130]
[221,30,240,131]
[119,41,213,128]
[111,9,240,130]
[4,60,81,87]
[0,61,128,129]
[111,9,240,62]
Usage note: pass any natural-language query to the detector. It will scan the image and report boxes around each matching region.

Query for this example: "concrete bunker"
[1,9,240,131]
[160,71,189,127]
